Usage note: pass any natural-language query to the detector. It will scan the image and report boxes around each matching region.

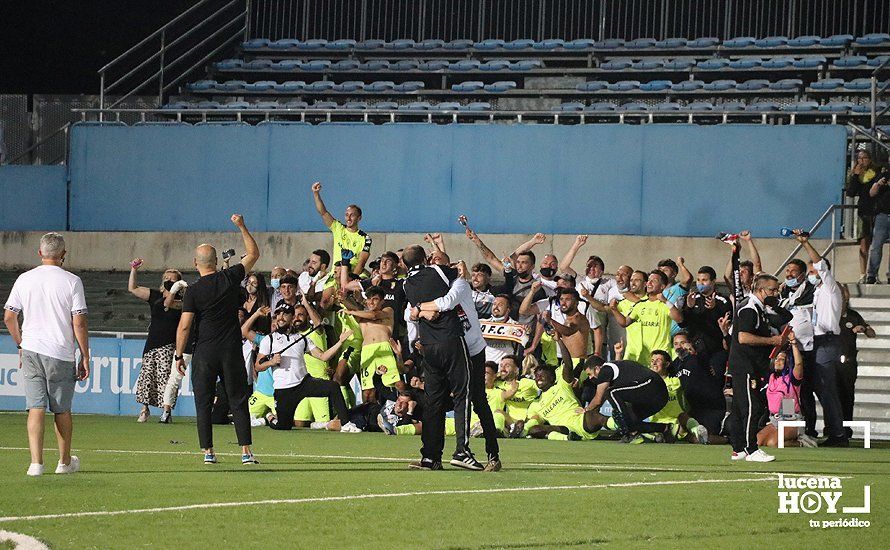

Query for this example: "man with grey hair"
[4,232,90,476]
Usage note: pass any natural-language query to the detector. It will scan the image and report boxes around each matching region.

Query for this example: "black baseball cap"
[274,303,295,315]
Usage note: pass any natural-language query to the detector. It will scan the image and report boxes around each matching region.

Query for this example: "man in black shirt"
[670,331,728,437]
[866,166,890,284]
[682,266,731,358]
[727,274,785,463]
[402,245,482,471]
[838,288,877,437]
[175,214,260,465]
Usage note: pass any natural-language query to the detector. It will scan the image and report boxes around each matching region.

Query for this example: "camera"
[222,249,236,260]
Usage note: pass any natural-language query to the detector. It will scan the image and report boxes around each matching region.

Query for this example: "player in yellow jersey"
[311,181,372,282]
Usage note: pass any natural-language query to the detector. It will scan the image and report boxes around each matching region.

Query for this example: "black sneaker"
[821,437,850,448]
[409,458,443,471]
[865,277,877,284]
[450,451,484,471]
[158,410,172,424]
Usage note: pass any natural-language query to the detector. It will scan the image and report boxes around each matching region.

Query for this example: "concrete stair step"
[849,297,890,309]
[858,349,890,363]
[857,310,890,322]
[851,284,890,297]
[859,365,890,376]
[858,336,890,349]
[852,375,890,392]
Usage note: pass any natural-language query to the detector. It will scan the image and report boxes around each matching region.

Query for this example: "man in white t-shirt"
[482,295,523,363]
[298,249,334,304]
[4,233,90,477]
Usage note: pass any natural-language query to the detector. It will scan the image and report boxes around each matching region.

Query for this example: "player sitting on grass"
[511,333,604,441]
[757,330,817,448]
[494,355,539,432]
[642,350,709,444]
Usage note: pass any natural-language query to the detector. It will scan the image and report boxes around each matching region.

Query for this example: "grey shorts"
[21,350,76,413]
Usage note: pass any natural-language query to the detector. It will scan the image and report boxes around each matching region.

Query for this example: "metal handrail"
[872,57,890,130]
[162,27,247,94]
[848,123,890,155]
[773,204,859,277]
[6,123,71,165]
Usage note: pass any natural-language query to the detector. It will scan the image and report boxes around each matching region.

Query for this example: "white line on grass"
[0,530,49,549]
[0,476,778,523]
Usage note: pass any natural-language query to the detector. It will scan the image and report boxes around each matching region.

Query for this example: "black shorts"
[607,378,668,425]
[859,215,875,242]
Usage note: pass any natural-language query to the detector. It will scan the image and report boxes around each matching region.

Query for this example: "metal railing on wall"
[246,0,890,42]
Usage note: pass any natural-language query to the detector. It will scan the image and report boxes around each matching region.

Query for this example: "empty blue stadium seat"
[444,39,474,50]
[820,34,854,46]
[596,39,625,49]
[385,39,416,50]
[475,39,505,50]
[585,102,617,111]
[855,33,890,46]
[272,59,304,71]
[163,101,194,110]
[724,36,756,48]
[304,81,336,92]
[251,101,281,109]
[245,59,274,70]
[242,38,270,49]
[770,78,802,90]
[269,39,300,50]
[720,101,746,111]
[703,79,737,91]
[215,80,247,91]
[672,80,705,91]
[504,38,535,50]
[297,39,327,50]
[399,101,433,110]
[452,81,484,92]
[196,101,222,109]
[302,60,332,71]
[460,102,490,111]
[755,36,788,48]
[480,60,511,71]
[275,81,305,92]
[792,56,826,68]
[415,39,445,50]
[640,80,672,91]
[187,80,216,91]
[632,59,664,70]
[852,101,888,113]
[607,80,640,91]
[745,101,781,111]
[663,58,695,70]
[533,39,565,50]
[653,102,682,111]
[833,55,869,67]
[565,39,596,50]
[326,39,357,50]
[818,101,854,112]
[554,102,585,111]
[577,81,609,91]
[761,57,794,68]
[356,39,385,50]
[358,60,389,70]
[510,60,543,70]
[688,37,720,48]
[343,101,369,109]
[393,81,425,92]
[845,78,873,91]
[391,60,420,70]
[627,37,657,49]
[728,58,762,69]
[435,102,462,110]
[736,79,769,90]
[331,59,361,70]
[419,60,450,71]
[620,102,649,111]
[697,58,729,70]
[245,80,276,91]
[365,81,396,91]
[868,55,890,67]
[334,81,365,92]
[371,101,399,110]
[601,59,633,70]
[686,101,715,111]
[312,101,339,109]
[223,101,250,109]
[810,78,845,90]
[451,59,481,71]
[782,101,819,112]
[656,37,688,48]
[484,81,517,92]
[283,100,309,109]
[788,35,821,47]
[215,59,244,70]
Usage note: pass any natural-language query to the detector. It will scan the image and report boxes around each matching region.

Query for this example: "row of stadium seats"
[576,77,887,92]
[215,58,544,72]
[241,34,890,52]
[163,100,493,110]
[553,100,887,112]
[599,54,888,70]
[188,80,428,92]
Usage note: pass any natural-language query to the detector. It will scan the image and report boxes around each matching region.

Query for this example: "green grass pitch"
[0,413,885,549]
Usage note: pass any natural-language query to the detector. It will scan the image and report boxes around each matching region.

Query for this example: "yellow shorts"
[248,391,275,418]
[295,397,330,422]
[360,341,400,390]
[563,412,599,441]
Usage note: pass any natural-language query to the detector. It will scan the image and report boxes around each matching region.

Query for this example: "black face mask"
[539,267,556,278]
[763,295,779,308]
[163,280,174,291]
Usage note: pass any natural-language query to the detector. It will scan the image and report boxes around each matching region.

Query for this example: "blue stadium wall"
[3,123,846,236]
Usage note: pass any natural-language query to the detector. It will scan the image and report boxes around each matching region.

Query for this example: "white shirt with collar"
[577,276,617,304]
[432,278,486,356]
[812,259,842,336]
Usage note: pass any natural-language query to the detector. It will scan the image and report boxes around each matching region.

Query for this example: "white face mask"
[808,274,820,286]
[246,284,257,295]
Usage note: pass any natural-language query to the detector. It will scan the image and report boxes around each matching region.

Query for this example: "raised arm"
[739,230,762,274]
[788,331,804,380]
[465,228,502,272]
[232,214,260,273]
[241,306,270,341]
[559,234,587,277]
[512,233,546,258]
[424,233,447,254]
[518,281,543,317]
[869,175,888,198]
[127,258,151,302]
[301,294,323,328]
[676,256,693,289]
[555,333,575,384]
[311,181,335,227]
[420,278,470,313]
[609,299,631,327]
[310,329,354,362]
[345,306,393,322]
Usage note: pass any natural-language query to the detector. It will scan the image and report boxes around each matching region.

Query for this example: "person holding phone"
[4,232,90,476]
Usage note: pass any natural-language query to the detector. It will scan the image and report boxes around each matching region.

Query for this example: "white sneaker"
[309,421,329,430]
[745,449,776,462]
[340,421,362,433]
[798,434,818,448]
[27,463,44,476]
[55,455,80,474]
[250,417,266,427]
[730,451,748,461]
[692,424,709,445]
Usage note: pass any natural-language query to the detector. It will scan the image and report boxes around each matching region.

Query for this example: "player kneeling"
[642,350,710,444]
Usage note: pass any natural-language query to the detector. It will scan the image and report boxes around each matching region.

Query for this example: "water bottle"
[780,226,794,237]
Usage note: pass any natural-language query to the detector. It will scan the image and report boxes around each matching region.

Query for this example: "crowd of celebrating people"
[7,179,880,476]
